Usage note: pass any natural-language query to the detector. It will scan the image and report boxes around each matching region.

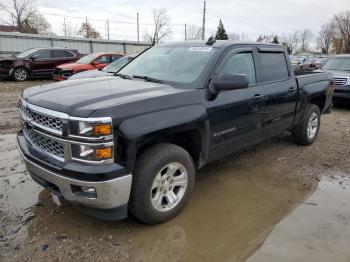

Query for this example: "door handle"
[288,87,297,92]
[251,94,265,100]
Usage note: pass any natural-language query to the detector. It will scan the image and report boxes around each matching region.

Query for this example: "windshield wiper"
[115,73,132,79]
[133,75,164,84]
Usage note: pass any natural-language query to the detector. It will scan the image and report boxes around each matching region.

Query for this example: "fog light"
[71,185,97,198]
[81,186,96,194]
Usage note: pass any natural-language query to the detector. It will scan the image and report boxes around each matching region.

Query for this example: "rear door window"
[111,55,123,62]
[95,55,109,64]
[260,52,289,82]
[52,50,75,58]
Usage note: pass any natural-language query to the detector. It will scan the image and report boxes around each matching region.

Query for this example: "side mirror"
[91,61,99,66]
[210,74,249,93]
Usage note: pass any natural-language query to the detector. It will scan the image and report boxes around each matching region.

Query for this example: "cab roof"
[159,40,284,49]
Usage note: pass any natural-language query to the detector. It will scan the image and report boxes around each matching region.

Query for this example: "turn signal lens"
[95,148,112,159]
[93,124,112,135]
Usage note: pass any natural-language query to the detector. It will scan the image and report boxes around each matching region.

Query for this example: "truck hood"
[324,70,350,78]
[22,77,192,117]
[317,69,350,78]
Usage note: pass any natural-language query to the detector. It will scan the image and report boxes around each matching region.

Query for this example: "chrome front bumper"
[18,146,132,210]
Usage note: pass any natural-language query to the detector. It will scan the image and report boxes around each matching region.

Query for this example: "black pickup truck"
[17,40,334,224]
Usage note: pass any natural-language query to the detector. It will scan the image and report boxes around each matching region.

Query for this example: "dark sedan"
[0,48,83,81]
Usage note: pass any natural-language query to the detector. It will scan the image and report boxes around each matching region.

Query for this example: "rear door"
[207,47,266,161]
[51,49,77,68]
[257,48,297,137]
[29,49,52,76]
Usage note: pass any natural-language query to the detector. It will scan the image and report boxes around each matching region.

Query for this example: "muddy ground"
[0,80,350,261]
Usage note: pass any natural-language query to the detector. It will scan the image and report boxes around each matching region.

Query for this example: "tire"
[129,143,195,224]
[293,104,321,145]
[12,67,29,81]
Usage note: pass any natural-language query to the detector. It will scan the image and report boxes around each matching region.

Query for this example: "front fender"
[117,105,209,170]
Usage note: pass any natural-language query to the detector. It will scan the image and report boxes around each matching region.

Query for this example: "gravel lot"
[0,80,349,261]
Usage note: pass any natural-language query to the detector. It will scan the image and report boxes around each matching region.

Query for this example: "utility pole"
[137,12,140,44]
[64,17,67,37]
[107,19,110,40]
[202,0,206,40]
[185,24,187,40]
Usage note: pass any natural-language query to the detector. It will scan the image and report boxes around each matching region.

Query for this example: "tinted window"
[95,55,109,64]
[260,52,289,82]
[111,55,123,61]
[31,49,51,59]
[217,52,256,85]
[52,50,75,58]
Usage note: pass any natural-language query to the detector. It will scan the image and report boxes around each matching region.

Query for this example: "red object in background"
[52,53,125,80]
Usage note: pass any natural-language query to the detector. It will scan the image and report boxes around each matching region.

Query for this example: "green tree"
[215,19,228,40]
[272,35,280,44]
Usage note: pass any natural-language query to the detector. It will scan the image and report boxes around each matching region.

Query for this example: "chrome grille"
[24,128,64,160]
[334,77,348,87]
[20,105,63,133]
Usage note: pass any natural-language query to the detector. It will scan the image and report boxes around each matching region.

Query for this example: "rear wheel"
[129,143,195,224]
[293,104,321,145]
[12,67,29,81]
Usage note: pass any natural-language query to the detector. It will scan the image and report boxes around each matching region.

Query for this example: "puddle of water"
[248,173,350,262]
[123,170,308,262]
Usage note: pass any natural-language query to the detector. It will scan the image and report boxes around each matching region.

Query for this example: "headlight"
[69,117,113,139]
[71,142,114,163]
[347,77,350,85]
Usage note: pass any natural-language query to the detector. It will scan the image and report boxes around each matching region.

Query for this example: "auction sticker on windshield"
[188,47,213,52]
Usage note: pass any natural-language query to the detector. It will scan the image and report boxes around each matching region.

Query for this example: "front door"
[29,49,53,76]
[207,48,265,162]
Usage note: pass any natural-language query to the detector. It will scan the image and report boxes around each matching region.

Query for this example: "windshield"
[76,53,99,64]
[102,56,131,73]
[322,58,350,71]
[15,48,39,58]
[118,46,217,84]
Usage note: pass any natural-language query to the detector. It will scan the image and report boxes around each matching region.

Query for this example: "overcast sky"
[35,0,349,43]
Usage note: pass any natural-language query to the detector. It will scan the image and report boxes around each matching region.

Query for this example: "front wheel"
[293,104,321,145]
[129,143,195,224]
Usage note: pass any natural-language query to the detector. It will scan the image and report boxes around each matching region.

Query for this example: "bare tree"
[300,29,313,52]
[317,22,335,54]
[63,19,78,37]
[145,9,171,45]
[332,11,350,53]
[0,0,49,34]
[281,31,301,54]
[27,12,50,34]
[228,32,240,41]
[187,25,202,40]
[77,21,101,39]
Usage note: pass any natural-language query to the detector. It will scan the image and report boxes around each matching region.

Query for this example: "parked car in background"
[309,56,327,70]
[319,54,350,103]
[52,53,124,80]
[0,48,82,81]
[68,54,136,80]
